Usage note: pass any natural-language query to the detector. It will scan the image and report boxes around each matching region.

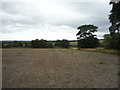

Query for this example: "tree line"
[1,39,70,48]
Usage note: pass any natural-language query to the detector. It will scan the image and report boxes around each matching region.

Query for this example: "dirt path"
[2,48,118,88]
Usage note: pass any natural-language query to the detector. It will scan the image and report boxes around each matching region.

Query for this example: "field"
[2,48,118,88]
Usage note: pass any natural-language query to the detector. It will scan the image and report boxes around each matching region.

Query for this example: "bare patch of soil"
[2,48,118,88]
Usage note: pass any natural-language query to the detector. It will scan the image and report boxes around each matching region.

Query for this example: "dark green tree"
[61,39,70,48]
[14,41,20,47]
[31,39,53,48]
[76,24,99,48]
[103,34,111,49]
[103,33,120,50]
[55,40,62,47]
[107,1,120,50]
[109,1,120,35]
[55,39,70,48]
[31,39,40,48]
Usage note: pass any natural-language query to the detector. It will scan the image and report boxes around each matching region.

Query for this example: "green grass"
[71,51,74,53]
[95,48,119,54]
[65,80,71,84]
[76,48,119,54]
[118,72,120,76]
[58,48,119,55]
[26,47,119,55]
[115,64,119,66]
[99,62,107,64]
[60,49,68,52]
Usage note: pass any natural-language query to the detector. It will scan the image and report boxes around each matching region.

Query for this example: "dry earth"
[0,49,2,89]
[2,48,118,88]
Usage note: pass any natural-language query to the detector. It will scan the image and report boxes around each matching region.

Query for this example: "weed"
[118,72,120,76]
[65,80,70,84]
[99,62,107,64]
[71,51,74,53]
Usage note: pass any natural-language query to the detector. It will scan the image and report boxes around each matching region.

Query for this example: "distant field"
[2,48,118,88]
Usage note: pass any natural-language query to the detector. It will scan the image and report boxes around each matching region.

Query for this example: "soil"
[0,49,2,89]
[2,48,118,88]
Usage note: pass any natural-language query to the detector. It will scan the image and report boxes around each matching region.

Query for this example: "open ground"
[2,48,118,88]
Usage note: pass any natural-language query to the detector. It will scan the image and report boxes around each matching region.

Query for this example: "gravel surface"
[2,48,118,88]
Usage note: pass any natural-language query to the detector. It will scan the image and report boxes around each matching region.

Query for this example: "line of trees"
[31,39,70,48]
[2,39,70,48]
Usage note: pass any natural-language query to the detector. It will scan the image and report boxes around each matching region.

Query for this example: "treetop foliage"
[77,24,98,32]
[109,1,120,35]
[76,24,98,40]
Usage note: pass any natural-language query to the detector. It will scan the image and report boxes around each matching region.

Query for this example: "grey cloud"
[1,2,24,14]
[1,1,111,39]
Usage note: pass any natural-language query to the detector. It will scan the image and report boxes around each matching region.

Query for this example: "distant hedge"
[2,41,14,48]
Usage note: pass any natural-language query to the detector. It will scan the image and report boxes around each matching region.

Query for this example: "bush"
[55,40,62,47]
[78,36,99,48]
[55,39,70,48]
[31,39,53,48]
[103,33,120,50]
[61,39,70,48]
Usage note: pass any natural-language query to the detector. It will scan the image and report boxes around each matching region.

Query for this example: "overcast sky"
[0,0,112,40]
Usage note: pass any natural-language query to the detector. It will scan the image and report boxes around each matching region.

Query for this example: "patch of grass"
[115,64,119,66]
[79,49,96,52]
[60,49,68,52]
[99,62,107,64]
[59,49,76,53]
[65,80,70,84]
[118,72,120,76]
[96,48,119,54]
[77,48,119,54]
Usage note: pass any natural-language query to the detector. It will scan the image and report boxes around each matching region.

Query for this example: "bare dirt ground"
[2,48,118,88]
[0,49,2,89]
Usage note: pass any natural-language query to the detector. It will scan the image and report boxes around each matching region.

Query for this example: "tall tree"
[76,24,99,48]
[107,1,120,50]
[109,1,120,35]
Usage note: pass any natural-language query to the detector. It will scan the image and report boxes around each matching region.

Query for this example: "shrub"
[61,39,70,48]
[103,33,120,50]
[31,39,53,48]
[78,36,99,48]
[55,39,70,48]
